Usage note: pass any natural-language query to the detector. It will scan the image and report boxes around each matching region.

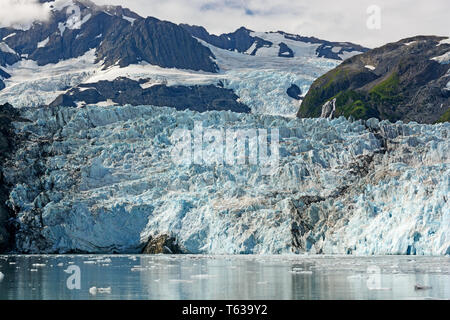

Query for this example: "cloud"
[0,0,51,29]
[92,0,449,48]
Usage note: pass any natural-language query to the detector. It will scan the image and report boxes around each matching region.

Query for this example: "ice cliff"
[3,105,449,255]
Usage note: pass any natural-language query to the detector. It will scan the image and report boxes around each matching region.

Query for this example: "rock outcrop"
[96,17,218,72]
[49,78,250,113]
[142,235,183,254]
[0,103,28,252]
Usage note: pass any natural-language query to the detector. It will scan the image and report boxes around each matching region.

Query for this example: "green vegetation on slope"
[369,72,401,104]
[436,108,450,123]
[331,90,379,120]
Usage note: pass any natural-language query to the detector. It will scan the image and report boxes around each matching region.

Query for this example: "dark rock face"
[278,42,294,58]
[142,234,183,254]
[49,77,251,113]
[97,18,218,72]
[298,36,450,123]
[180,24,272,55]
[0,103,27,252]
[0,51,20,68]
[0,68,10,79]
[286,84,302,100]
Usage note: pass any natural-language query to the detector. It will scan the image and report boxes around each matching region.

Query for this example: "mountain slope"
[297,36,450,123]
[0,0,217,73]
[97,17,218,72]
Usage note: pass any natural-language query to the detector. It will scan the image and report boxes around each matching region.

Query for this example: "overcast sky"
[1,0,449,48]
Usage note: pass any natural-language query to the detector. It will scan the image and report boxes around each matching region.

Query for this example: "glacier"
[4,104,449,255]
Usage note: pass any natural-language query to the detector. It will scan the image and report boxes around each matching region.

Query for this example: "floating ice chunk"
[368,287,391,291]
[437,38,450,46]
[98,287,111,294]
[289,270,313,275]
[0,272,4,281]
[404,41,417,46]
[190,274,216,279]
[169,279,194,283]
[32,263,46,267]
[89,286,112,295]
[131,267,146,272]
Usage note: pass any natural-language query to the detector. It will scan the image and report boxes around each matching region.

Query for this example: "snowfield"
[5,105,449,255]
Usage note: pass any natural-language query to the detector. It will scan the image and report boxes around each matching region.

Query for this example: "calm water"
[0,255,449,300]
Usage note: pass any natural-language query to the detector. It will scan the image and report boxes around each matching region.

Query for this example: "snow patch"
[365,65,376,71]
[2,33,16,41]
[37,37,50,48]
[437,38,450,46]
[404,41,417,46]
[0,42,16,54]
[122,16,136,25]
[431,51,450,64]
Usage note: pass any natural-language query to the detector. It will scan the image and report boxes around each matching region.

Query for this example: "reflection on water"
[0,255,449,300]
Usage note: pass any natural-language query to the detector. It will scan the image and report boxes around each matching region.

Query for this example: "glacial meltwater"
[0,255,449,300]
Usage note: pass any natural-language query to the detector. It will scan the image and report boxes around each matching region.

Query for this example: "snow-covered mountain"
[0,0,366,117]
